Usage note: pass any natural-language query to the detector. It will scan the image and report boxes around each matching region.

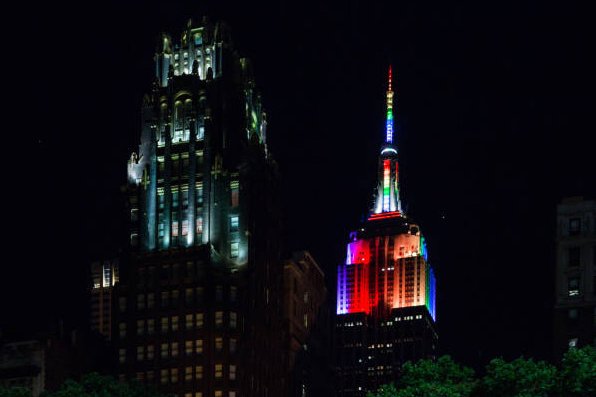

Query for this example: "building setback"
[114,18,285,397]
[335,67,438,397]
[554,196,596,358]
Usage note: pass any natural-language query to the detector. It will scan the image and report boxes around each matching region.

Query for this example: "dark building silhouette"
[90,260,120,340]
[114,17,285,397]
[335,67,438,397]
[282,251,331,397]
[554,196,596,358]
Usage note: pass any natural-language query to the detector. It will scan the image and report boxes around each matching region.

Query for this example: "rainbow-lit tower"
[335,67,438,397]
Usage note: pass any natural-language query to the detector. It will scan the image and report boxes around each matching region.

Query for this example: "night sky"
[5,0,595,370]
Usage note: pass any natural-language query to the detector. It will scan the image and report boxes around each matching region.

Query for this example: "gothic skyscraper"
[115,18,285,397]
[335,67,438,397]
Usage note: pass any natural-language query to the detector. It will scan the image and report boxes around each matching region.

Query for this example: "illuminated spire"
[386,65,394,144]
[372,65,402,217]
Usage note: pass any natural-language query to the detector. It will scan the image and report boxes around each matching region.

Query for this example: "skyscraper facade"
[114,18,284,397]
[554,197,596,358]
[335,67,438,397]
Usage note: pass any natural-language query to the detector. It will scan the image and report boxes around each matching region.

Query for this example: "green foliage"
[0,386,31,397]
[368,356,475,397]
[479,357,557,397]
[557,345,596,397]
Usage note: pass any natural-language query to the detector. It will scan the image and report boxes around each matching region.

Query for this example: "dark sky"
[5,0,595,370]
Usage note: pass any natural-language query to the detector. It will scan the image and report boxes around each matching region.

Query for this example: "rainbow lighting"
[337,66,436,321]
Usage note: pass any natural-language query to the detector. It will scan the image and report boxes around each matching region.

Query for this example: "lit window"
[137,294,145,310]
[171,342,179,357]
[171,316,179,331]
[230,242,239,258]
[160,369,168,384]
[215,364,223,378]
[215,311,223,327]
[229,365,236,380]
[196,313,204,328]
[215,392,222,397]
[195,365,203,379]
[147,293,155,309]
[196,182,204,204]
[230,181,239,207]
[198,126,205,141]
[185,340,193,356]
[185,366,193,381]
[230,312,237,329]
[186,314,194,329]
[229,392,236,397]
[161,343,169,358]
[182,220,189,236]
[147,345,154,359]
[185,288,193,304]
[195,394,203,397]
[568,277,580,296]
[172,221,179,237]
[136,346,144,361]
[119,323,127,338]
[569,338,578,348]
[230,216,239,231]
[171,368,178,383]
[136,320,144,336]
[161,317,169,333]
[196,216,203,236]
[215,337,223,351]
[147,319,155,335]
[119,348,126,363]
[195,339,203,354]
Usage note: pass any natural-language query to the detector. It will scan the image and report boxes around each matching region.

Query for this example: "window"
[161,291,169,308]
[195,339,203,354]
[215,337,223,351]
[171,342,179,357]
[147,293,155,309]
[195,365,203,379]
[196,287,204,303]
[230,312,237,329]
[185,341,193,356]
[215,311,223,327]
[171,368,178,383]
[196,313,204,328]
[136,346,144,361]
[185,288,194,305]
[136,320,144,336]
[147,345,154,359]
[172,290,179,306]
[172,221,179,237]
[186,314,194,329]
[196,216,203,236]
[229,365,236,380]
[119,348,126,363]
[568,277,580,296]
[147,319,155,335]
[230,286,237,302]
[569,338,578,348]
[170,316,179,332]
[230,242,239,258]
[304,314,308,329]
[569,218,581,236]
[196,182,204,204]
[185,366,193,381]
[569,247,581,267]
[118,297,127,312]
[229,393,236,397]
[161,343,169,358]
[230,180,239,207]
[568,308,579,320]
[182,220,189,236]
[230,338,237,353]
[137,294,145,310]
[215,364,223,378]
[119,323,127,338]
[160,369,168,384]
[216,285,223,302]
[161,317,169,333]
[215,391,222,397]
[230,216,239,232]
